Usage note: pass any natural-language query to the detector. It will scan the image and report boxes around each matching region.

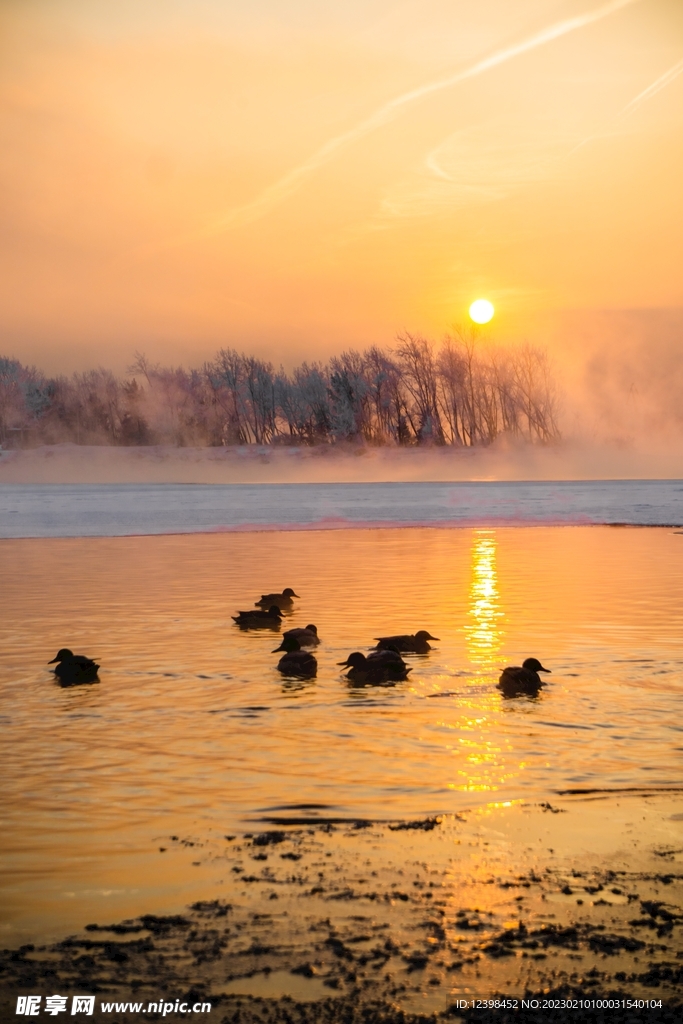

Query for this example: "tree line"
[0,331,560,449]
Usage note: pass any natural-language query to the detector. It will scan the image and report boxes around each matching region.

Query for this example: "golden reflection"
[465,530,504,669]
[438,530,514,796]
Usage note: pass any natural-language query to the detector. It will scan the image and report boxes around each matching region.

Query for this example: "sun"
[469,299,494,324]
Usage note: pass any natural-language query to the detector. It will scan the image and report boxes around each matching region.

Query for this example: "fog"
[1,1,682,373]
[551,308,683,444]
[2,306,683,483]
[2,433,683,486]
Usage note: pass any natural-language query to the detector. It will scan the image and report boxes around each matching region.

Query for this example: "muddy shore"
[2,795,683,1022]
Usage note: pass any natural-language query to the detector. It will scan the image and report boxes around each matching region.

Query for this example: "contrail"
[619,56,683,117]
[209,0,641,233]
[570,52,683,155]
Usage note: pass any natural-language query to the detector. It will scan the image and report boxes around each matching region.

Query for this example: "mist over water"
[3,309,683,491]
[3,2,683,993]
[2,433,683,486]
[550,307,683,443]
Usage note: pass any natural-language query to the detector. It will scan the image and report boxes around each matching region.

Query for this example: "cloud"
[619,55,683,118]
[205,0,641,234]
[379,120,571,219]
[570,54,683,155]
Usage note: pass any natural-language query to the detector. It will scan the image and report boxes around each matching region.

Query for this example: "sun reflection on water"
[3,526,683,945]
[442,530,513,795]
[466,530,504,669]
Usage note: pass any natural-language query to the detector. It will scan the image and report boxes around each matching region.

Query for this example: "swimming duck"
[498,658,551,696]
[255,588,300,609]
[282,624,320,647]
[232,605,283,628]
[48,648,100,686]
[338,648,411,685]
[374,630,440,654]
[272,636,317,678]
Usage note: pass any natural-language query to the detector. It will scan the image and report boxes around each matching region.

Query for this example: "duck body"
[272,637,317,678]
[283,624,320,647]
[233,605,283,629]
[255,588,300,610]
[374,630,440,654]
[48,648,99,686]
[498,658,551,696]
[338,649,411,685]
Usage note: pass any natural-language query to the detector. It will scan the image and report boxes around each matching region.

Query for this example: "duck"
[48,648,100,686]
[282,624,320,647]
[255,588,300,610]
[498,658,551,696]
[232,605,283,628]
[338,648,411,685]
[272,636,317,678]
[374,630,440,654]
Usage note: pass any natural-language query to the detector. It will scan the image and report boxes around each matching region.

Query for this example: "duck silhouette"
[498,658,551,696]
[272,636,317,678]
[48,648,100,686]
[374,630,439,654]
[232,605,283,629]
[282,624,320,647]
[338,648,411,685]
[255,588,300,610]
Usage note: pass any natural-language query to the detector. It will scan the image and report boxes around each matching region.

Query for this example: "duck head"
[49,649,74,664]
[282,588,300,598]
[338,652,367,669]
[523,658,551,673]
[273,636,302,653]
[267,606,284,617]
[304,624,317,634]
[415,630,440,642]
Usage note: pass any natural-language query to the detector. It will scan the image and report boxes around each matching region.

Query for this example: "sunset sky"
[1,0,682,372]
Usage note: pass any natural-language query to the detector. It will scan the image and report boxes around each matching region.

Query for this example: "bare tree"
[0,335,561,449]
[242,356,276,443]
[510,343,560,442]
[395,334,445,443]
[328,350,372,441]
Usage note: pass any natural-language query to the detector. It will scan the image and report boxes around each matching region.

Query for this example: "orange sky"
[1,0,682,372]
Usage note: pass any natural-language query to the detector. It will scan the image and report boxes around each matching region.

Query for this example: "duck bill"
[48,656,59,664]
[272,645,285,653]
[337,659,351,667]
[426,635,440,641]
[539,666,551,673]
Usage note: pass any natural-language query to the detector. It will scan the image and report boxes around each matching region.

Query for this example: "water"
[1,483,683,945]
[1,478,683,538]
